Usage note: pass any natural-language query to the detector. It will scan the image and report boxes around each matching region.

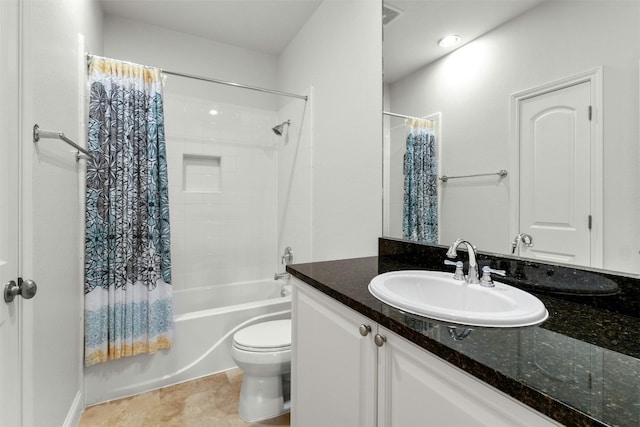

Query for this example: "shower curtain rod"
[86,54,308,101]
[163,70,308,101]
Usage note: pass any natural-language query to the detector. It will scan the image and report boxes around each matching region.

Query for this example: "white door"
[15,1,85,424]
[0,0,22,424]
[518,81,592,266]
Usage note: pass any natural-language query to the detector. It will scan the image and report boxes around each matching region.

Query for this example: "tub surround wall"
[163,93,279,287]
[287,238,640,426]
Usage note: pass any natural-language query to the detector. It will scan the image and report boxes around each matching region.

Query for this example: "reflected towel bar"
[33,124,91,160]
[384,111,419,120]
[439,169,508,182]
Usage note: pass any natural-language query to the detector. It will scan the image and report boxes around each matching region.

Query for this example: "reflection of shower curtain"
[403,118,438,243]
[84,56,173,366]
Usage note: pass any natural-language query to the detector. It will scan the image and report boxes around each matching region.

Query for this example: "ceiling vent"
[382,4,403,26]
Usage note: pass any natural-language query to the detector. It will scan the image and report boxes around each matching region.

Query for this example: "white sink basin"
[368,270,548,328]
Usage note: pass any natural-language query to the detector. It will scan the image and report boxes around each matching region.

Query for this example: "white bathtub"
[173,279,289,316]
[84,278,291,405]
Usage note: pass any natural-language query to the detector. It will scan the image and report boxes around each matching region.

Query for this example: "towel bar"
[33,124,91,159]
[439,169,508,182]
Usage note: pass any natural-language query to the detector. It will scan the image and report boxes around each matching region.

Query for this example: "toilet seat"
[233,319,291,353]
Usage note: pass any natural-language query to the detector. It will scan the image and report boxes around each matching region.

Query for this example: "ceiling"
[99,0,323,56]
[100,0,543,82]
[383,0,544,83]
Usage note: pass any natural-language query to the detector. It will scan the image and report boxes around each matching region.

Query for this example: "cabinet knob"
[374,334,387,347]
[359,324,372,336]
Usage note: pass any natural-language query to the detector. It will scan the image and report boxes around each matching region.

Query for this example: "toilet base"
[238,373,291,422]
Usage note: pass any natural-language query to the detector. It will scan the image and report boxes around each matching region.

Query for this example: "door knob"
[4,278,38,303]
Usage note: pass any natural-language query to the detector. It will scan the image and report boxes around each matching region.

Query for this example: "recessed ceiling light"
[438,35,461,48]
[209,109,219,116]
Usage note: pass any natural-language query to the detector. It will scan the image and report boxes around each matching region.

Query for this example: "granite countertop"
[287,252,640,427]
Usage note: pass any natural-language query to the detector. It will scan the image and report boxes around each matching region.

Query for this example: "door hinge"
[588,215,592,230]
[588,105,592,121]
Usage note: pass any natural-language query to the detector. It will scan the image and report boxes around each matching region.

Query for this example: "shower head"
[272,120,291,136]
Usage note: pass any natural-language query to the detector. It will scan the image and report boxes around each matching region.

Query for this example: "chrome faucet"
[446,239,480,284]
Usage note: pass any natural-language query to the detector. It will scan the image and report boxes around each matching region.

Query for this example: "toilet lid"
[233,319,291,352]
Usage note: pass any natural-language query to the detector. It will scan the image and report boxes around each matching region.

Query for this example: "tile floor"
[78,368,290,427]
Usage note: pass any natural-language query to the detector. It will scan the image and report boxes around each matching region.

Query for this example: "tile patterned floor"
[78,369,290,427]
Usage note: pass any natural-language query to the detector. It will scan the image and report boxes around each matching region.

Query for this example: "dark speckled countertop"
[287,238,640,427]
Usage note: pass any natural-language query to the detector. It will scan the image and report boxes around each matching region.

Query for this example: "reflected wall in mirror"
[383,0,640,275]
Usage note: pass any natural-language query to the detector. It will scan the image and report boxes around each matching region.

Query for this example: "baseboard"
[62,391,84,427]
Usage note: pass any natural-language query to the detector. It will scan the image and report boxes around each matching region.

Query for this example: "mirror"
[383,0,640,275]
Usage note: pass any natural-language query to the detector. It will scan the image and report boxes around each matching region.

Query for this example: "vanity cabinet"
[292,277,561,427]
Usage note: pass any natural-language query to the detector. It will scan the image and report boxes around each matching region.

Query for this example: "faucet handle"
[444,260,465,281]
[281,246,293,265]
[480,266,506,287]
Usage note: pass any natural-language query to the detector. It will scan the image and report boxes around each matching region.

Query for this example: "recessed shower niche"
[182,154,222,193]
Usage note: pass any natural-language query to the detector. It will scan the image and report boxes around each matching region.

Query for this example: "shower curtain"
[84,56,173,366]
[403,118,438,243]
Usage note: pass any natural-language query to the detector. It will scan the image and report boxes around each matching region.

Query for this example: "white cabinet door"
[377,326,561,427]
[292,278,377,427]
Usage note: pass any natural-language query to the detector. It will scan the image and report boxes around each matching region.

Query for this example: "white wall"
[103,16,279,110]
[20,0,103,424]
[388,1,640,273]
[278,0,383,262]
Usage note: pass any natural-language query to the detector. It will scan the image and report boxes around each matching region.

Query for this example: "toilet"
[231,319,292,422]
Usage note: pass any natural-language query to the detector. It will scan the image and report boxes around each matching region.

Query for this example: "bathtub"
[84,278,291,405]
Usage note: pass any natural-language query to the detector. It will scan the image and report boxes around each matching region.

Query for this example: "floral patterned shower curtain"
[84,56,173,366]
[403,118,438,243]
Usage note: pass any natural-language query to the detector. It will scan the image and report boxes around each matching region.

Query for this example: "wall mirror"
[382,0,640,275]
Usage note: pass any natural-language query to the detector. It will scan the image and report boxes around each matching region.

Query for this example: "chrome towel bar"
[439,169,507,182]
[33,124,91,161]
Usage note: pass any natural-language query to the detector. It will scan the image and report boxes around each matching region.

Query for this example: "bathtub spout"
[274,272,290,281]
